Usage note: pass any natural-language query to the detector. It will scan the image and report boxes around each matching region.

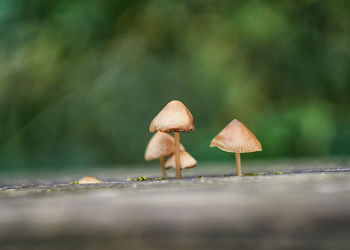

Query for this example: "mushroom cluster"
[146,100,262,179]
[146,100,196,179]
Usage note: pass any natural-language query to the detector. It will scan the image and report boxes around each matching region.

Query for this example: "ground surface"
[1,159,350,249]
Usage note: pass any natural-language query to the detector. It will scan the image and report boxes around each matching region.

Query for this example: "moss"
[136,176,151,181]
[198,176,203,178]
[70,180,79,184]
[221,174,226,177]
[274,171,284,175]
[243,173,260,176]
[126,178,132,182]
[155,178,165,180]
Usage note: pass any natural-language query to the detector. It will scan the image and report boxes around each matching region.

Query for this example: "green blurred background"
[0,0,349,172]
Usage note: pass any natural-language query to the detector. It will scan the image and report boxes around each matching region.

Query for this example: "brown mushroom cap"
[210,119,262,153]
[164,151,197,170]
[78,176,102,184]
[149,100,194,133]
[144,132,185,161]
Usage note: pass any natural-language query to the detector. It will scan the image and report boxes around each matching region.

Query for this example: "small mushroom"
[150,100,194,179]
[165,151,197,170]
[144,131,185,179]
[78,176,102,184]
[210,119,262,176]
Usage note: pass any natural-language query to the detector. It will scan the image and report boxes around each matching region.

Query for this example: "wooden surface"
[0,159,350,249]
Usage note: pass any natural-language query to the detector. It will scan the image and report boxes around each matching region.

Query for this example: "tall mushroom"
[210,119,262,176]
[150,100,194,179]
[144,131,184,179]
[165,151,197,171]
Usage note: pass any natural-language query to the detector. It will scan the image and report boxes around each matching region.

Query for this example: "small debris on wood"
[243,173,260,176]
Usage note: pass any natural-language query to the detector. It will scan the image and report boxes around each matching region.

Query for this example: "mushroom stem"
[159,156,166,179]
[235,153,242,176]
[174,132,182,179]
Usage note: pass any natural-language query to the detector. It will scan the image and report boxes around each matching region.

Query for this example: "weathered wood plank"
[0,161,350,249]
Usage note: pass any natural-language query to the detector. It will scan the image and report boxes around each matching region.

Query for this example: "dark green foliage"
[0,0,349,171]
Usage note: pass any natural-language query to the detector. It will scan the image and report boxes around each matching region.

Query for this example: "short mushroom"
[78,176,102,184]
[165,151,197,170]
[144,131,185,179]
[150,100,194,179]
[210,119,262,176]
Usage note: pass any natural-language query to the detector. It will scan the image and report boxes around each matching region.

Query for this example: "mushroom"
[78,176,102,184]
[150,100,194,179]
[144,131,185,179]
[210,119,262,176]
[165,151,197,170]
